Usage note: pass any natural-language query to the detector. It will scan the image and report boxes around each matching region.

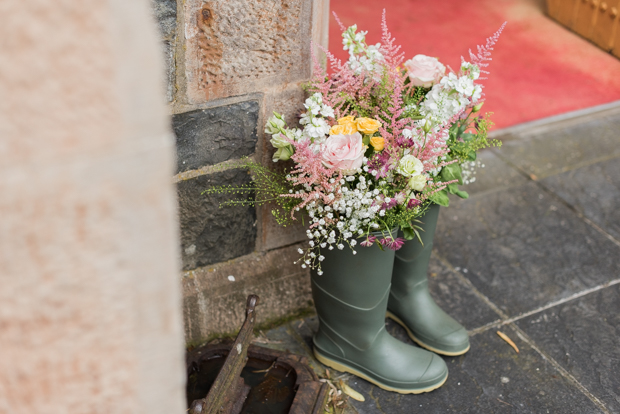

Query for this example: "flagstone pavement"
[257,104,620,414]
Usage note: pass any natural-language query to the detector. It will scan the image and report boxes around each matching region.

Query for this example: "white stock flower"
[461,62,481,80]
[472,85,483,102]
[320,104,335,119]
[455,77,475,96]
[366,44,383,61]
[304,117,330,139]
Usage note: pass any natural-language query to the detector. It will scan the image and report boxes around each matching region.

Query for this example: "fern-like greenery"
[201,158,302,227]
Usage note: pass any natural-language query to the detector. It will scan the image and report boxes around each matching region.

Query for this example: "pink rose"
[404,55,446,88]
[322,132,365,175]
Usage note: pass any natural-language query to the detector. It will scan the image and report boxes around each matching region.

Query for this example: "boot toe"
[419,354,448,385]
[438,327,470,354]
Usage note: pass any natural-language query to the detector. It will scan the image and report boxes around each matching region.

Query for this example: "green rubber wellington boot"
[311,229,448,394]
[387,204,470,356]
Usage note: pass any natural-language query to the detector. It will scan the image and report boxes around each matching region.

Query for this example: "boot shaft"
[312,228,398,309]
[392,204,440,292]
[311,228,398,348]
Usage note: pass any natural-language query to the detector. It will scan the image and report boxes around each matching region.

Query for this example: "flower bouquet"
[205,13,504,274]
[205,13,506,392]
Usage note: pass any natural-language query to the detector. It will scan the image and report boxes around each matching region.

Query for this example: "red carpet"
[328,0,620,129]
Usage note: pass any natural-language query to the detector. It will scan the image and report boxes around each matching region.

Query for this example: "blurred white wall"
[0,0,186,412]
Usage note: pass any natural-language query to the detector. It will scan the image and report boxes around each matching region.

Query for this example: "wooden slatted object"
[546,0,620,56]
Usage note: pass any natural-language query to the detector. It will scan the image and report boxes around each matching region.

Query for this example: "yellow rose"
[356,117,382,135]
[337,116,357,127]
[330,124,357,136]
[370,136,385,151]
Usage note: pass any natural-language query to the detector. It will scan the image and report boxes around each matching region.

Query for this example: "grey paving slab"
[516,284,620,413]
[256,324,308,356]
[346,327,603,414]
[426,255,501,330]
[496,113,620,180]
[289,315,319,352]
[457,149,528,197]
[434,182,620,316]
[541,156,620,241]
[256,318,329,376]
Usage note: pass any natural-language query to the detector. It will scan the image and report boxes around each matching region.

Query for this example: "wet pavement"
[257,106,620,413]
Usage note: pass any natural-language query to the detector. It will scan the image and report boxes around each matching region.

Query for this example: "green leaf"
[441,162,463,185]
[446,182,460,194]
[429,189,450,207]
[401,223,415,240]
[455,190,469,199]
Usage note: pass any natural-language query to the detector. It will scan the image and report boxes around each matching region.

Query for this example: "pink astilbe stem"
[312,45,375,120]
[465,22,507,78]
[332,11,346,32]
[379,10,405,68]
[280,139,342,217]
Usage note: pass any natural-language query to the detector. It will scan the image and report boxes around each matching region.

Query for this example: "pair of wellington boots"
[311,205,469,394]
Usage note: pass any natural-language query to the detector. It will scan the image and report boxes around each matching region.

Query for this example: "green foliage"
[428,189,450,207]
[448,112,500,163]
[433,112,501,205]
[201,158,301,227]
[401,84,428,120]
[382,203,429,242]
[400,219,425,244]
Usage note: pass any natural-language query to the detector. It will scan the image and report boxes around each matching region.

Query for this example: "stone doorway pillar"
[0,1,186,412]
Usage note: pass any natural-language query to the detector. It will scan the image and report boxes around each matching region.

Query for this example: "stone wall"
[150,0,330,343]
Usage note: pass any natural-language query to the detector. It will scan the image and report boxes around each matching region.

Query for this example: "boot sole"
[386,311,470,356]
[313,347,447,394]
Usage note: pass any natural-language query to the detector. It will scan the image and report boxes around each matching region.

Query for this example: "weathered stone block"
[173,100,259,173]
[177,169,256,270]
[151,0,177,40]
[183,0,312,103]
[150,0,177,101]
[162,40,176,102]
[182,244,312,343]
[255,85,307,251]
